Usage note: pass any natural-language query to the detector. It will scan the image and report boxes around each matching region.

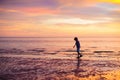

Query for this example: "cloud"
[96,3,120,10]
[109,9,120,22]
[0,0,60,9]
[1,0,120,9]
[42,17,112,25]
[0,9,29,21]
[0,0,120,26]
[61,6,108,17]
[1,0,120,18]
[17,7,60,16]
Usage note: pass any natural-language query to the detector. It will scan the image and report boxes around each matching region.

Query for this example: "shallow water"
[0,37,120,60]
[0,56,120,80]
[0,37,120,80]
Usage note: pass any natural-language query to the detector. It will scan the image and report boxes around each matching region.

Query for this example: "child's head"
[74,37,78,41]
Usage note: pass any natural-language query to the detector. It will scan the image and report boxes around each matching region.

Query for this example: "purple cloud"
[0,0,60,9]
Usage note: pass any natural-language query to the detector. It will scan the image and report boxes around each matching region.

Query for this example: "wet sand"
[0,48,120,80]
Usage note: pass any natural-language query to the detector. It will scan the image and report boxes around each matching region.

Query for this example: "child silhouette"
[73,37,82,58]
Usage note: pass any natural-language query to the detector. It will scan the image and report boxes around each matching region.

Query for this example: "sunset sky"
[0,0,120,37]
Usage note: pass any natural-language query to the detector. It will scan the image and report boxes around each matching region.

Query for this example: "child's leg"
[78,51,82,57]
[77,48,80,57]
[77,48,82,57]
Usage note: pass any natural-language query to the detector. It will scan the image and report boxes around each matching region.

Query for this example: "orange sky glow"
[0,0,120,37]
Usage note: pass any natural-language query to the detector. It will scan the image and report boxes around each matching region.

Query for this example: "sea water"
[0,37,120,52]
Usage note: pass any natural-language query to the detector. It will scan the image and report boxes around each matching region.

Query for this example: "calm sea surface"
[0,37,120,52]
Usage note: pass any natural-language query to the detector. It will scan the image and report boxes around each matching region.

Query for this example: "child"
[73,37,82,58]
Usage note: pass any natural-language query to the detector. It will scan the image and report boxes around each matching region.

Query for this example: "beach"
[1,0,120,79]
[0,37,120,80]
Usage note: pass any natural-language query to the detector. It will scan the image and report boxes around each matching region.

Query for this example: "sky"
[0,0,120,37]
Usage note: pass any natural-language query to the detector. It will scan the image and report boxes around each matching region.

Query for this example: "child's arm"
[73,44,75,48]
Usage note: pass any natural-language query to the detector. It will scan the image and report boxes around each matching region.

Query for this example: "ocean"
[0,37,120,52]
[0,37,120,80]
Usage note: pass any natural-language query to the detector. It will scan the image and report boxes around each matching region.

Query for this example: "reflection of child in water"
[73,37,82,58]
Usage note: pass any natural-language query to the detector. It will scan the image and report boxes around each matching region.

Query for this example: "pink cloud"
[19,8,60,15]
[58,0,96,8]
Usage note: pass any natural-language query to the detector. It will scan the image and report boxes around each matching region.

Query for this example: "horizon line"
[0,36,120,38]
